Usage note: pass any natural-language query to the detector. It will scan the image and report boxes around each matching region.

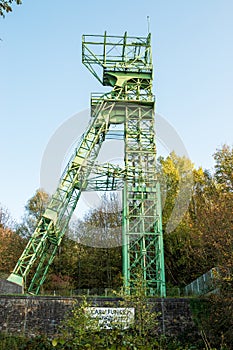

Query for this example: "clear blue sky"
[1,0,233,221]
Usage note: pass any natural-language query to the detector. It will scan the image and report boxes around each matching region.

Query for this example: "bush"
[0,333,53,350]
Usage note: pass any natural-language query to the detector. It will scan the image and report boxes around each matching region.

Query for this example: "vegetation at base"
[1,276,230,350]
[190,276,233,350]
[53,275,160,349]
[0,333,52,350]
[50,275,228,350]
[0,333,214,350]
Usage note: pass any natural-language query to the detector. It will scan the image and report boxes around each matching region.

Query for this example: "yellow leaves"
[193,167,205,184]
[0,227,24,273]
[25,188,50,221]
[52,339,58,347]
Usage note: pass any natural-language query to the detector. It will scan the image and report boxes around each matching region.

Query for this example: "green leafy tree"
[157,152,194,233]
[158,149,233,289]
[0,0,22,17]
[157,153,201,286]
[213,144,233,192]
[184,146,233,349]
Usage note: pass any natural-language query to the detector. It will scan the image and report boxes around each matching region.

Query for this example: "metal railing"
[184,267,219,296]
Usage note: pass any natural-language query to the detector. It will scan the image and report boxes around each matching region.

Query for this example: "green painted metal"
[122,104,165,296]
[8,32,166,296]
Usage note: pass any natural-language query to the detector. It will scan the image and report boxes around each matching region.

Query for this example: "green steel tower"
[8,32,166,297]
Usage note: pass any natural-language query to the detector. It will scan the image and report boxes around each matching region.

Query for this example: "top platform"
[82,32,153,86]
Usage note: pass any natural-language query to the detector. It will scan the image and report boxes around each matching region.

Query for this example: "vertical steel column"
[122,103,166,296]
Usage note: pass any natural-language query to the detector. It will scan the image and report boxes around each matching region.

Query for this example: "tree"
[0,204,13,229]
[69,193,122,291]
[0,226,25,277]
[73,193,122,248]
[194,186,233,271]
[43,194,122,294]
[157,149,233,288]
[45,237,83,294]
[16,188,49,238]
[213,144,233,192]
[0,205,25,277]
[157,153,201,286]
[157,152,194,233]
[190,145,233,350]
[190,148,233,274]
[0,0,22,17]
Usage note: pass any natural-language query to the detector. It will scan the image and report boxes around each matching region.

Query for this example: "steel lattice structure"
[8,32,166,296]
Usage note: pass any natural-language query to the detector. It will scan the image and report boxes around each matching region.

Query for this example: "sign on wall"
[86,307,135,329]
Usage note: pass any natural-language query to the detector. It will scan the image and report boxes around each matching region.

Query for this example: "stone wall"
[0,296,198,339]
[0,280,23,294]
